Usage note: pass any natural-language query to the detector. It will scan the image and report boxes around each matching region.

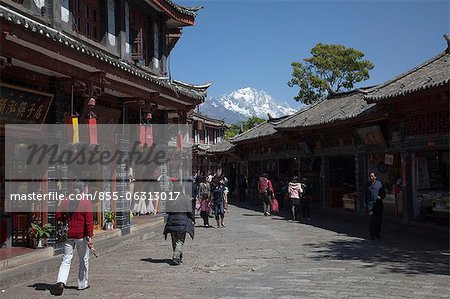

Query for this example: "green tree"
[288,43,374,105]
[225,116,265,140]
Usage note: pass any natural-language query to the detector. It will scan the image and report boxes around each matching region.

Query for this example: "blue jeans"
[214,202,224,220]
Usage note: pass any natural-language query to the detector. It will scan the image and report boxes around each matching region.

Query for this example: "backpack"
[258,177,269,194]
[301,183,311,197]
[199,183,209,197]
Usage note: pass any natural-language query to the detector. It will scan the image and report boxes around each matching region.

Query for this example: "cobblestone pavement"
[3,203,449,298]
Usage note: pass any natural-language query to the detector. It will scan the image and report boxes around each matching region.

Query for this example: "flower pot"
[105,222,114,230]
[36,239,44,249]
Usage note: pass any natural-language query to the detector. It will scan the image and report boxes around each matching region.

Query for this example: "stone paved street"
[3,203,449,298]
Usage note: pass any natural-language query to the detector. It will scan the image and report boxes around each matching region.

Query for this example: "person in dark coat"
[300,177,312,221]
[238,175,248,202]
[365,171,386,240]
[163,179,195,265]
[212,179,226,227]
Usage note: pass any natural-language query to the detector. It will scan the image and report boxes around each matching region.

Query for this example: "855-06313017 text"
[9,191,181,202]
[96,191,181,201]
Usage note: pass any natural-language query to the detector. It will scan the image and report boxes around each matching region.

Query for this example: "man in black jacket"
[163,180,195,265]
[366,171,386,240]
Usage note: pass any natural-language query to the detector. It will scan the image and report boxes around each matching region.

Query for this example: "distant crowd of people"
[51,170,385,295]
[256,173,313,221]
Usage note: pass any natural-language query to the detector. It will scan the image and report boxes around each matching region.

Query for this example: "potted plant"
[104,211,115,230]
[28,223,54,248]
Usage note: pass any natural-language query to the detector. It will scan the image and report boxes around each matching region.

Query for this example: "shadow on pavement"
[242,213,264,217]
[230,201,450,276]
[304,238,450,276]
[28,283,74,296]
[140,258,173,265]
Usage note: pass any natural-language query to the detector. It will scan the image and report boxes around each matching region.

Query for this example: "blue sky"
[170,0,449,107]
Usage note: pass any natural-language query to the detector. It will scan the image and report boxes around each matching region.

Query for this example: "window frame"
[71,0,101,42]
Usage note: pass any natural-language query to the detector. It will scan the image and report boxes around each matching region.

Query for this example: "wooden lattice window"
[406,112,449,136]
[71,0,100,42]
[323,129,352,148]
[130,7,147,62]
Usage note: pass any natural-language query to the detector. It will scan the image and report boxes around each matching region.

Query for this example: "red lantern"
[85,98,98,145]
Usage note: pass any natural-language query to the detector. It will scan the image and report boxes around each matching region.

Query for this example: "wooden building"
[0,0,209,248]
[227,40,449,226]
[363,44,450,224]
[189,111,227,176]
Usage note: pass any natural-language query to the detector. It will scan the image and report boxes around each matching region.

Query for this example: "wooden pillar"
[320,155,328,207]
[355,148,367,215]
[401,150,413,224]
[48,78,67,252]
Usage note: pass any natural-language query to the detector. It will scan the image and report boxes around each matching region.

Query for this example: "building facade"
[222,42,449,226]
[0,0,209,249]
[189,111,227,176]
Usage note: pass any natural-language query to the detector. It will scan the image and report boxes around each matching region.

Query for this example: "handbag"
[56,220,69,242]
[271,198,279,213]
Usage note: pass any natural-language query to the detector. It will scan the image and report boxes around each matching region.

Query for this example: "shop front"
[0,83,54,248]
[367,152,403,218]
[328,155,356,210]
[413,149,449,225]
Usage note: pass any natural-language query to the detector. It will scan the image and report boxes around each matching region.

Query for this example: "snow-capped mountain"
[199,87,298,124]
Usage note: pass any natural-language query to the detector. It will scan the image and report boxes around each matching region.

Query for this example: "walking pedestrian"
[163,179,195,265]
[287,176,302,221]
[258,173,275,216]
[212,179,226,227]
[365,171,386,240]
[54,181,94,295]
[191,174,200,220]
[223,184,229,213]
[198,176,212,227]
[300,178,312,221]
[238,175,248,202]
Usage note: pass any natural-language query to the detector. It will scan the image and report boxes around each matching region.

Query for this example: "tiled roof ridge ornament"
[326,82,338,98]
[444,34,450,53]
[356,88,370,94]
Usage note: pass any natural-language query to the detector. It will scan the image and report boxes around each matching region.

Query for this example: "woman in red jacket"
[54,181,94,295]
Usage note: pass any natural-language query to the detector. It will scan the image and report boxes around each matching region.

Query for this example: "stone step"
[0,247,53,272]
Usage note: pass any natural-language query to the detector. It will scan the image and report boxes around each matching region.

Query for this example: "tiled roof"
[193,143,210,152]
[276,88,377,130]
[166,0,202,17]
[231,116,290,143]
[0,5,208,101]
[365,49,450,102]
[207,141,234,154]
[189,111,225,126]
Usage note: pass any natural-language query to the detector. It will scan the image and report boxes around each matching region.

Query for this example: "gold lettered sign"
[0,83,54,124]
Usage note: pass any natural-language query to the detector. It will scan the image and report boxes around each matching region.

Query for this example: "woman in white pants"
[55,181,94,295]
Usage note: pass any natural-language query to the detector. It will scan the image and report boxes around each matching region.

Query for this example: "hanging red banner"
[86,118,98,145]
[139,124,146,145]
[145,125,153,147]
[176,132,183,151]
